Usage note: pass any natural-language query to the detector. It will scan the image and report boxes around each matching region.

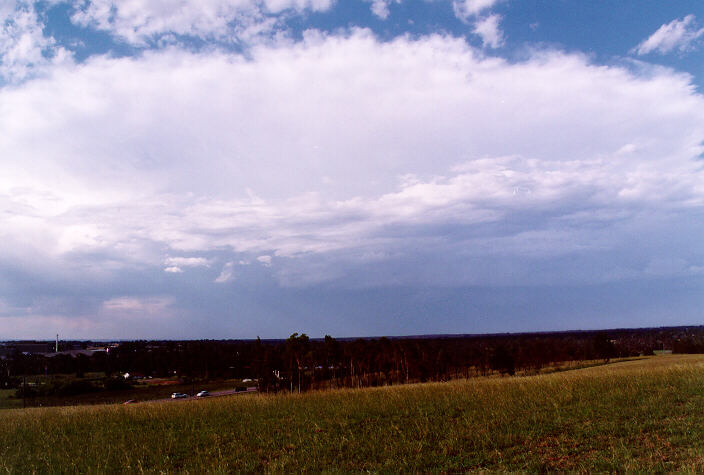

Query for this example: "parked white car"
[196,390,210,397]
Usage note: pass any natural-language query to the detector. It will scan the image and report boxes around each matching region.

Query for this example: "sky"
[1,0,703,340]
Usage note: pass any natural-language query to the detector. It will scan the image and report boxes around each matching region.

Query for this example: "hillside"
[3,355,704,471]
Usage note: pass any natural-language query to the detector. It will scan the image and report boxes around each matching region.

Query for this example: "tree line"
[3,326,704,393]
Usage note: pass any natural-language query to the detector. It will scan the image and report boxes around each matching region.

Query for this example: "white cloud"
[257,255,272,266]
[472,14,503,48]
[1,31,703,294]
[634,15,704,55]
[102,296,173,313]
[69,0,335,45]
[214,261,235,282]
[364,0,400,20]
[452,1,504,49]
[0,1,70,81]
[452,0,501,20]
[163,256,211,272]
[164,256,211,267]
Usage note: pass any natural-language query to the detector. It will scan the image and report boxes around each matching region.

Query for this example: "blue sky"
[1,0,703,339]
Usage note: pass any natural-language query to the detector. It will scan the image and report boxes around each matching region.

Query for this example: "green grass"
[2,355,704,472]
[0,389,22,410]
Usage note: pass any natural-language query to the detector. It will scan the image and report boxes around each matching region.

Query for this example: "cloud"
[363,0,400,20]
[1,30,704,330]
[69,0,335,45]
[163,256,212,272]
[0,1,71,82]
[257,255,272,266]
[634,14,704,55]
[472,14,503,48]
[102,296,173,313]
[452,0,501,20]
[214,261,235,283]
[452,0,504,49]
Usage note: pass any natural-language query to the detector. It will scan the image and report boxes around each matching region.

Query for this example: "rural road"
[136,387,258,405]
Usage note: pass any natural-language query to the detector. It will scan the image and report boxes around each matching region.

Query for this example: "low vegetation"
[1,376,245,409]
[2,354,704,471]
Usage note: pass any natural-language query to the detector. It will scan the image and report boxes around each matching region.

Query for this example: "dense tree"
[4,326,704,394]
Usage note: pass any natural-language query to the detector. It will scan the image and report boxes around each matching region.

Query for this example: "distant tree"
[75,354,89,378]
[103,377,132,392]
[0,360,12,389]
[323,335,341,386]
[490,345,515,376]
[252,337,276,392]
[285,333,310,392]
[592,334,615,362]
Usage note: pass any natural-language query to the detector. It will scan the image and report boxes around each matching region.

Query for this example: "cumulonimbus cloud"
[1,30,703,297]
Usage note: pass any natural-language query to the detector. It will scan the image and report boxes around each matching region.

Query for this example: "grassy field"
[2,355,704,472]
[0,389,22,410]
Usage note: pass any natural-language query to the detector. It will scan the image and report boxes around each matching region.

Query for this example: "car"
[122,399,137,405]
[196,390,210,397]
[171,392,188,399]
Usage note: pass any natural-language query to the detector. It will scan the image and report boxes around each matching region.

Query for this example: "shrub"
[54,380,98,396]
[103,377,133,391]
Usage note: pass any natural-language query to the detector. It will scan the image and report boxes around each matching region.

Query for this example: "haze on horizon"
[1,0,703,340]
